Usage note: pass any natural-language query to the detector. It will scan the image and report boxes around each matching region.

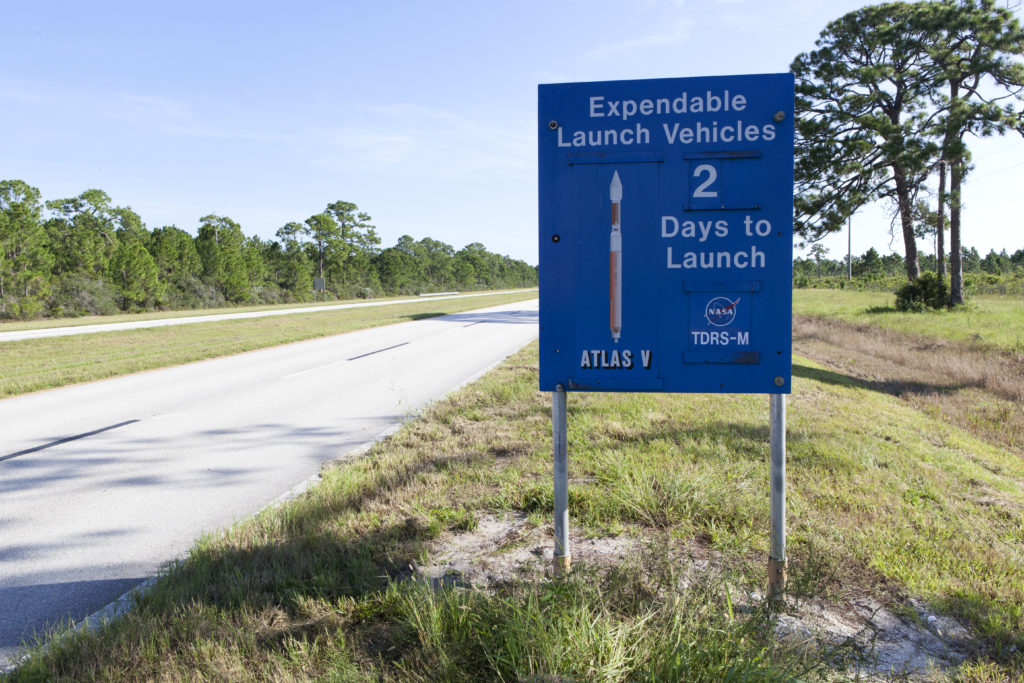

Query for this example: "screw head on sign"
[773,111,786,122]
[548,120,558,130]
[774,377,785,386]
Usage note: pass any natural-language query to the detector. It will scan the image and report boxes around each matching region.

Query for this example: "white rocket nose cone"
[610,170,622,201]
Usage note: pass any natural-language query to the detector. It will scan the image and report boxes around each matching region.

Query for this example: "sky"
[2,0,1023,266]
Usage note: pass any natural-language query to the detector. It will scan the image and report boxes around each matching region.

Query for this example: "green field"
[0,291,533,333]
[9,289,1024,680]
[794,289,1024,353]
[0,290,537,399]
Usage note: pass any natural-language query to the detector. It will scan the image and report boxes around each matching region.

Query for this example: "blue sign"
[538,73,793,394]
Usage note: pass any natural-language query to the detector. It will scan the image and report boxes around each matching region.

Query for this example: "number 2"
[693,163,718,198]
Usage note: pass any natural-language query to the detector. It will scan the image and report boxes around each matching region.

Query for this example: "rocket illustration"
[609,170,623,343]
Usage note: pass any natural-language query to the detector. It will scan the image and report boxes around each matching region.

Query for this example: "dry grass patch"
[795,314,1024,456]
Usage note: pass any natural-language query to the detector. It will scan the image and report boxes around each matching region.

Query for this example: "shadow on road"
[0,575,147,665]
[430,308,539,326]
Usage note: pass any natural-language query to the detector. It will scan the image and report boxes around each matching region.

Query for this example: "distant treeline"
[0,180,538,320]
[796,246,1024,279]
[795,245,1024,295]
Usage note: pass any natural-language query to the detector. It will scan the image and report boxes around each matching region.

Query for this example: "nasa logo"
[704,296,739,327]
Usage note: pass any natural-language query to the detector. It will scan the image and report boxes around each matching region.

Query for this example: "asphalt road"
[0,299,538,668]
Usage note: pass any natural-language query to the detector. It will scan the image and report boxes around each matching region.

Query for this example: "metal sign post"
[552,385,570,574]
[769,393,786,594]
[538,73,794,588]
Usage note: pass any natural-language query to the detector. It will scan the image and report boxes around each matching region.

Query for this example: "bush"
[161,274,226,310]
[48,273,120,317]
[895,272,948,312]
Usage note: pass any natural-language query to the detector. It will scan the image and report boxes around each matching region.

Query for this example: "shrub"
[895,272,948,312]
[48,273,120,317]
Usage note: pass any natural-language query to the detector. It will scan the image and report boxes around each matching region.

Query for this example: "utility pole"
[937,160,946,279]
[847,216,852,281]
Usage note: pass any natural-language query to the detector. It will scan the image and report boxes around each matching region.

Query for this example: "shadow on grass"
[7,450,490,679]
[864,305,898,314]
[932,590,1024,668]
[793,362,978,398]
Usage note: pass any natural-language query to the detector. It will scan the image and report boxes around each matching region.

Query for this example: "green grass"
[0,290,533,333]
[8,341,1024,681]
[794,289,1024,353]
[0,291,537,398]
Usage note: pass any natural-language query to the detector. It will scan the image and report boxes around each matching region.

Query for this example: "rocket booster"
[610,170,622,343]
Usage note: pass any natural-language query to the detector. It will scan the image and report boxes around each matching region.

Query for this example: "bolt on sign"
[539,73,794,395]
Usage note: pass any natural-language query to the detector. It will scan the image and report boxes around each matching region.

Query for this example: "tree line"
[793,0,1024,305]
[796,245,1024,280]
[0,180,537,320]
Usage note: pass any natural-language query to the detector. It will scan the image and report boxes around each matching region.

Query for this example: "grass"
[0,290,537,398]
[0,291,531,333]
[794,314,1024,453]
[7,338,1024,681]
[794,289,1024,353]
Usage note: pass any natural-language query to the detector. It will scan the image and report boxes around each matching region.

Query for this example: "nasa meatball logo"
[704,296,739,327]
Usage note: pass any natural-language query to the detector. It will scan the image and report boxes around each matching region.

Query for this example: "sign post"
[552,385,570,574]
[769,393,786,593]
[538,73,794,588]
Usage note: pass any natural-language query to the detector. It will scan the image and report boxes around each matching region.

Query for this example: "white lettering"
[588,91,747,125]
[557,124,650,148]
[662,216,679,238]
[667,246,766,270]
[666,246,682,269]
[662,122,679,144]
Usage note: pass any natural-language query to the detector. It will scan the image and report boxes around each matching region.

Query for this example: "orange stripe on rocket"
[609,170,622,343]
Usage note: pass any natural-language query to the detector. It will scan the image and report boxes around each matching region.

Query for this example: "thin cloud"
[311,103,534,179]
[582,19,694,60]
[113,92,289,142]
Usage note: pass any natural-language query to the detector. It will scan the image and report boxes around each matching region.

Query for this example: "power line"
[972,158,1024,180]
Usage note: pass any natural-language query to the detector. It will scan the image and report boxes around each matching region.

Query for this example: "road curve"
[0,299,538,668]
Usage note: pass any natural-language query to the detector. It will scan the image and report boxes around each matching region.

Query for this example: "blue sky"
[3,0,1023,265]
